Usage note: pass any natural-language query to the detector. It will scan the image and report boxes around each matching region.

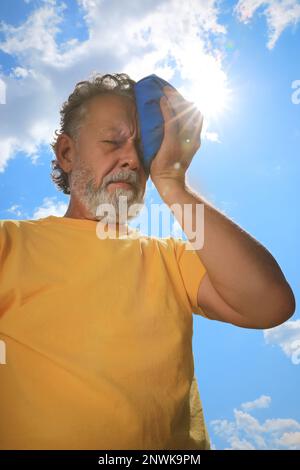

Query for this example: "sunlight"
[177,47,232,121]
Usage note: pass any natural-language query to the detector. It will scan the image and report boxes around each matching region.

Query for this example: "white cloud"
[0,138,18,172]
[0,0,229,172]
[263,418,300,433]
[234,408,263,432]
[264,319,300,365]
[0,1,67,64]
[32,196,67,219]
[235,0,300,49]
[224,436,256,450]
[241,395,271,411]
[204,131,221,143]
[0,77,6,104]
[11,67,31,79]
[211,396,300,449]
[6,204,23,217]
[276,431,300,449]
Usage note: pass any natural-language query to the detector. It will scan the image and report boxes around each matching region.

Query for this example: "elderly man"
[0,73,295,450]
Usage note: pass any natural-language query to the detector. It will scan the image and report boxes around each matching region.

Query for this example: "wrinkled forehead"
[85,93,140,139]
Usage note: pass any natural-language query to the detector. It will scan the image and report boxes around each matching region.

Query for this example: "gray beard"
[70,165,145,223]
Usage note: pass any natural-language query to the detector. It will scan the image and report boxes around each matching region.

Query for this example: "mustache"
[103,170,139,187]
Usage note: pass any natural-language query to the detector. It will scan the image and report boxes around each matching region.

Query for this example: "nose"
[118,139,142,172]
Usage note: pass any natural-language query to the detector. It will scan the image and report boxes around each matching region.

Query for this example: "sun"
[177,53,232,121]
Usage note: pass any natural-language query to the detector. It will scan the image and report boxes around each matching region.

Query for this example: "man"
[0,73,295,450]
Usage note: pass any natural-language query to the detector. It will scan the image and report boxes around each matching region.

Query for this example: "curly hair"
[50,72,137,194]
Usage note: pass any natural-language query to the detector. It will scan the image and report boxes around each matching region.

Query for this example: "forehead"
[84,93,139,137]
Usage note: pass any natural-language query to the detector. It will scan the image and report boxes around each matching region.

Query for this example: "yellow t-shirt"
[0,215,210,450]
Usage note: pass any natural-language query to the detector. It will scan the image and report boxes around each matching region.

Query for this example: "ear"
[56,133,77,174]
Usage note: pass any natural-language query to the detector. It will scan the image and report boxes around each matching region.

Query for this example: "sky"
[0,0,300,450]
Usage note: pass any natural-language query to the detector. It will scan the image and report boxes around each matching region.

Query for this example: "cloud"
[12,67,31,79]
[235,0,300,49]
[0,0,227,172]
[6,204,23,217]
[204,131,221,143]
[276,431,300,449]
[0,1,67,64]
[0,77,6,104]
[264,319,300,365]
[263,418,300,432]
[211,396,300,449]
[32,196,67,218]
[4,197,67,220]
[241,395,271,411]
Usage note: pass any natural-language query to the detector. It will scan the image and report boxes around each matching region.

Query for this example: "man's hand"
[150,85,204,194]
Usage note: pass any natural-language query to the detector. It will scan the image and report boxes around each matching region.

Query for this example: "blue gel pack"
[134,74,177,173]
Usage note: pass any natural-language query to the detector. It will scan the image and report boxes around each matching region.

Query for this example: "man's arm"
[148,85,295,329]
[157,181,295,329]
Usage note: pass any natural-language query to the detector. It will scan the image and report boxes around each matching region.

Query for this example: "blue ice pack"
[134,74,177,174]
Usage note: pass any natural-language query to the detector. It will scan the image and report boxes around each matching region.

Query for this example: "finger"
[163,85,186,103]
[160,95,179,133]
[180,107,203,135]
[163,90,190,116]
[172,103,202,140]
[162,90,200,126]
[161,93,203,146]
[163,87,196,124]
[179,110,204,149]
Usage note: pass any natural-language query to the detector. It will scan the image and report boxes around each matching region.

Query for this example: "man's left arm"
[150,86,295,329]
[156,180,295,329]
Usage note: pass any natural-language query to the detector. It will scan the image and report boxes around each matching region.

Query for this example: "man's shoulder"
[0,218,22,233]
[0,218,45,240]
[0,218,40,230]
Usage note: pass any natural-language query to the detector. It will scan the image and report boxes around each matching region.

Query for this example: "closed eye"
[102,140,119,145]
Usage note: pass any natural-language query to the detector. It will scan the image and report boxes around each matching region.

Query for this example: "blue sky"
[0,0,300,449]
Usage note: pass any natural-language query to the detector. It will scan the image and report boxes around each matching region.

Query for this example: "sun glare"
[177,49,232,121]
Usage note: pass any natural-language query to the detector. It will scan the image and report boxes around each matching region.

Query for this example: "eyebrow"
[98,126,121,133]
[97,126,141,141]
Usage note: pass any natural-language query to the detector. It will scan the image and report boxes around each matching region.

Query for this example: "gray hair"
[50,72,137,195]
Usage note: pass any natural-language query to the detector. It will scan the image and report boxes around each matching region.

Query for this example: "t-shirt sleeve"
[171,237,210,318]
